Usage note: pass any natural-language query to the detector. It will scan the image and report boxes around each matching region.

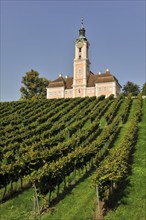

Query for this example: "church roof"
[48,76,65,87]
[87,71,121,87]
[65,77,73,89]
[48,76,73,89]
[47,71,121,89]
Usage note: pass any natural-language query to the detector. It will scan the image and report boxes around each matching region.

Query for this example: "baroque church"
[47,19,121,99]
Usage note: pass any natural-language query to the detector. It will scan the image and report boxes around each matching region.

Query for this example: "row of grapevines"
[0,101,30,117]
[104,94,124,124]
[0,98,64,138]
[0,97,91,155]
[92,93,142,202]
[30,117,120,201]
[0,95,115,201]
[0,98,79,145]
[1,97,84,165]
[29,100,126,203]
[0,98,70,137]
[0,97,98,193]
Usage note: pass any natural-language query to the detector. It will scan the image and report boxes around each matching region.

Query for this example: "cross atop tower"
[81,17,84,28]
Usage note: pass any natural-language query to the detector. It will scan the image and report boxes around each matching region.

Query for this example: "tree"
[122,81,140,96]
[142,83,146,95]
[20,69,49,100]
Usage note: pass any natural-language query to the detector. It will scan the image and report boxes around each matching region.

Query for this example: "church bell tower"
[73,18,91,98]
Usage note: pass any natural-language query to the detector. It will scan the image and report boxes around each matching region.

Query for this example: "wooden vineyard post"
[33,183,41,220]
[33,195,36,220]
[96,185,101,214]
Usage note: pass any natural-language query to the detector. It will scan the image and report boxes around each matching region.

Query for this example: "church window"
[79,55,81,59]
[79,48,82,52]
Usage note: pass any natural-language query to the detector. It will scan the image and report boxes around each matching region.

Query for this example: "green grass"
[0,166,97,220]
[110,99,137,147]
[104,99,146,220]
[99,116,107,127]
[42,173,96,220]
[0,188,34,220]
[83,118,92,128]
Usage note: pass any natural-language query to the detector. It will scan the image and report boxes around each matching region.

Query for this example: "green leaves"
[142,82,146,95]
[0,94,142,206]
[122,81,140,96]
[20,69,49,100]
[92,95,142,200]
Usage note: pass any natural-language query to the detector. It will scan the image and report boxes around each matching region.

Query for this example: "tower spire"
[79,17,86,40]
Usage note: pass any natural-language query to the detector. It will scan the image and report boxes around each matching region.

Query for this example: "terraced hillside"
[0,94,144,220]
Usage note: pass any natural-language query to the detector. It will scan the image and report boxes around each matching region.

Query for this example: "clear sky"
[1,0,145,101]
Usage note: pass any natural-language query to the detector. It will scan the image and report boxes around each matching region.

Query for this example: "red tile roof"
[87,71,121,87]
[65,77,73,89]
[48,71,121,89]
[48,76,73,89]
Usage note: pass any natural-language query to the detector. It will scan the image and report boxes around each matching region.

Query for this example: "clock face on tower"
[76,41,83,48]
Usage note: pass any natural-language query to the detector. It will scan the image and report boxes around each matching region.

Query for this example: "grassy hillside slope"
[105,98,146,220]
[0,97,145,220]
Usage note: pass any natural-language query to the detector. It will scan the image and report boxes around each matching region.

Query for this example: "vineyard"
[0,94,145,220]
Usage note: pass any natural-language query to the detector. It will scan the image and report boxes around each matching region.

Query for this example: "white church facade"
[47,20,121,99]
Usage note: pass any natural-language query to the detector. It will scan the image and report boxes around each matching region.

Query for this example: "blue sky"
[1,0,145,101]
